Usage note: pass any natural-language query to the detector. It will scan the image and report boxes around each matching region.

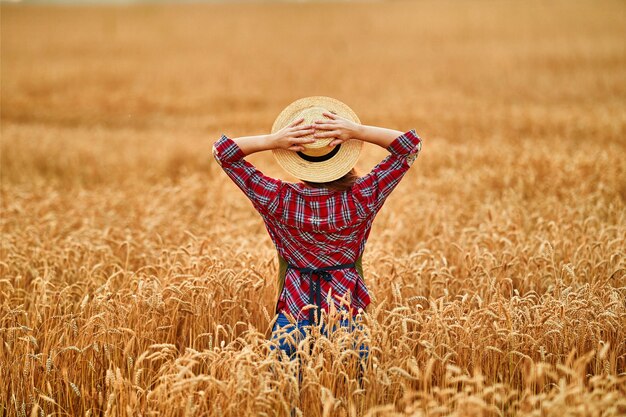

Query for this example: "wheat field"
[1,1,625,416]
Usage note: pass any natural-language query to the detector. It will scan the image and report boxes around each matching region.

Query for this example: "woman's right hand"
[317,114,406,150]
[313,112,361,147]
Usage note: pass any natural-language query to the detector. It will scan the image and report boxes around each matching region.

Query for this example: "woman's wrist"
[232,133,276,156]
[353,125,404,149]
[267,132,280,150]
[352,124,366,141]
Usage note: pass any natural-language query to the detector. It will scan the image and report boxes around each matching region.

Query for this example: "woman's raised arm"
[312,112,404,148]
[211,119,317,214]
[231,118,317,155]
[313,112,422,211]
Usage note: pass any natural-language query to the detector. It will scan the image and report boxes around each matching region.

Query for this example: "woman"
[211,96,422,383]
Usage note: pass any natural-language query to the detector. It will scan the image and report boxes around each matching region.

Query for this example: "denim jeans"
[269,312,370,385]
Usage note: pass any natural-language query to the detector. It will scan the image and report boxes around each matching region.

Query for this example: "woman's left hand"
[271,118,317,151]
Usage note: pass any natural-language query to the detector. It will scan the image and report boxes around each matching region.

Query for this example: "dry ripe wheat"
[2,1,625,416]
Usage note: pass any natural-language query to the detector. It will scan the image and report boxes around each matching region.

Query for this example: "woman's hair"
[302,168,360,192]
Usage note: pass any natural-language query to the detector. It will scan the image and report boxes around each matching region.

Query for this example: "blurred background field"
[1,1,625,416]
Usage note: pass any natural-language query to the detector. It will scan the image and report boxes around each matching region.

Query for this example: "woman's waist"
[286,261,356,273]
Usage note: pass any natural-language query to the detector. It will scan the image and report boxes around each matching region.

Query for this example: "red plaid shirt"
[212,129,422,321]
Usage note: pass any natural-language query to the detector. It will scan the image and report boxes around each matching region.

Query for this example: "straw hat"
[271,96,362,183]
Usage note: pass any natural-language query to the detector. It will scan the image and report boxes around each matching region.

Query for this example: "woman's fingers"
[292,136,316,144]
[289,118,305,127]
[313,122,336,130]
[293,128,315,137]
[313,130,340,138]
[290,124,313,132]
[288,145,305,151]
[322,112,337,119]
[329,139,342,147]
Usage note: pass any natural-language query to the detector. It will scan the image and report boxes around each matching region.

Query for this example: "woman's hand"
[226,119,315,156]
[271,118,317,151]
[313,112,361,147]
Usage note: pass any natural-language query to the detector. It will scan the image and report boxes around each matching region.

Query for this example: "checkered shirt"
[212,129,422,321]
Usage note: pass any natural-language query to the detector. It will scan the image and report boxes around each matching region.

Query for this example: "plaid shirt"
[212,129,422,321]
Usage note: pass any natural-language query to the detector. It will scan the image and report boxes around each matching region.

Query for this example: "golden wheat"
[1,0,625,416]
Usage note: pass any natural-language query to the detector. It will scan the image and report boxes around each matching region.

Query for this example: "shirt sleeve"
[352,129,422,213]
[212,134,283,214]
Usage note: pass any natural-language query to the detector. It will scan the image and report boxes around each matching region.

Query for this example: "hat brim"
[271,96,362,182]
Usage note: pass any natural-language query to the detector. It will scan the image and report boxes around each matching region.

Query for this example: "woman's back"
[267,182,379,263]
[212,128,422,321]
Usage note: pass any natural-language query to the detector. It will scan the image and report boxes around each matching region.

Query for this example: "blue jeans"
[269,312,370,385]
